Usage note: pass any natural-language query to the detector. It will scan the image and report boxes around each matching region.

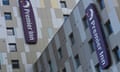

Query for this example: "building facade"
[0,0,78,72]
[34,0,120,72]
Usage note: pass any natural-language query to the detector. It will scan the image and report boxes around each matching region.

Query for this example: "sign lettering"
[19,0,37,44]
[86,3,111,69]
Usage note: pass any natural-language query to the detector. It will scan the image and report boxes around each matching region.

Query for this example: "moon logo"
[88,9,94,21]
[23,1,30,8]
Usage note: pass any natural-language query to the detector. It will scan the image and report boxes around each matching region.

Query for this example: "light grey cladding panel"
[82,0,93,9]
[63,19,72,38]
[42,52,49,72]
[21,52,27,64]
[77,0,85,17]
[110,64,119,72]
[30,0,40,8]
[48,44,58,72]
[65,61,72,72]
[54,34,60,50]
[0,17,6,39]
[72,7,86,42]
[33,8,43,39]
[101,9,109,24]
[50,8,63,28]
[63,19,73,47]
[25,64,33,72]
[90,59,96,72]
[108,0,120,34]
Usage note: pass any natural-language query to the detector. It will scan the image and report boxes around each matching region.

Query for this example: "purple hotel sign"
[19,0,37,44]
[85,3,111,69]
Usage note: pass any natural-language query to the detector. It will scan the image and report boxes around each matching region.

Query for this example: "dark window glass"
[97,0,105,10]
[95,64,102,72]
[58,47,62,59]
[11,60,19,69]
[105,20,113,35]
[82,16,88,29]
[4,12,12,20]
[0,61,1,69]
[69,32,75,45]
[89,39,95,53]
[60,1,67,8]
[113,46,120,62]
[3,0,9,5]
[48,60,53,72]
[62,67,66,72]
[74,54,80,68]
[63,15,69,20]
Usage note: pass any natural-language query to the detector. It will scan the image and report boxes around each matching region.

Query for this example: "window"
[0,60,1,69]
[7,27,14,36]
[4,12,12,20]
[97,0,105,10]
[48,60,53,72]
[95,64,102,72]
[74,54,80,68]
[62,67,66,72]
[82,16,88,29]
[69,32,75,45]
[63,15,69,20]
[9,43,17,52]
[2,0,9,5]
[58,47,62,59]
[105,20,113,35]
[60,1,67,8]
[11,60,19,69]
[89,39,95,53]
[113,46,120,62]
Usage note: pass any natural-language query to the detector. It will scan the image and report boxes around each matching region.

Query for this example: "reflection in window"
[4,12,12,20]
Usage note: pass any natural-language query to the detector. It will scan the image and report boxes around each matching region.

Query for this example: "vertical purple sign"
[85,3,111,69]
[19,0,37,44]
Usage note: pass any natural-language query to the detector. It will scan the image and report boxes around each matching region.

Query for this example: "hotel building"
[0,0,78,72]
[33,0,120,72]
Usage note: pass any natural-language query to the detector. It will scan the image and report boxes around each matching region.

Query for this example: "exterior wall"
[0,0,77,72]
[34,0,120,72]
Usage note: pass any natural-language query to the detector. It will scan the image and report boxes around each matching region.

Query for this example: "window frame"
[60,1,67,8]
[95,64,102,72]
[4,12,12,20]
[63,14,69,20]
[82,16,88,29]
[74,54,80,68]
[97,0,105,10]
[88,39,95,53]
[9,43,17,52]
[58,47,63,59]
[2,0,9,5]
[11,60,20,69]
[48,60,53,72]
[69,32,75,45]
[113,46,120,63]
[7,27,15,36]
[104,20,113,35]
[0,60,1,69]
[62,67,66,72]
